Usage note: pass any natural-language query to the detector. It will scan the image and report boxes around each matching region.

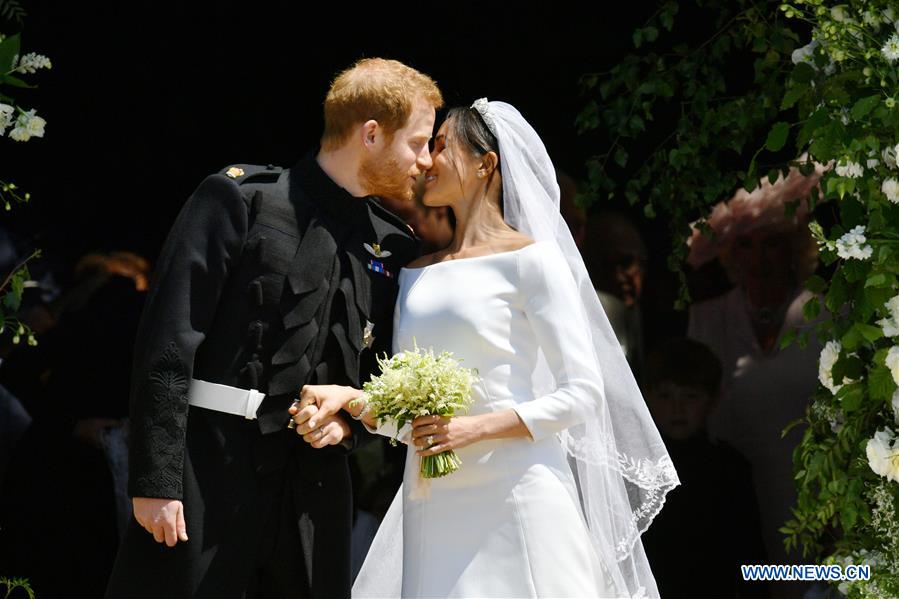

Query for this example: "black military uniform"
[106,154,419,599]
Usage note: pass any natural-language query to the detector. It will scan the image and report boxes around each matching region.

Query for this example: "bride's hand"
[289,384,359,435]
[411,415,481,456]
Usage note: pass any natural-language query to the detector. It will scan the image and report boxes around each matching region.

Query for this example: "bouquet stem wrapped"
[357,341,477,479]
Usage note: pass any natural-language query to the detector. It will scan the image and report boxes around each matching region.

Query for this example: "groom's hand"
[133,497,188,547]
[289,384,357,433]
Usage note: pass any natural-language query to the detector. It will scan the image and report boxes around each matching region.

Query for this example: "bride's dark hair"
[446,106,499,159]
[444,106,503,220]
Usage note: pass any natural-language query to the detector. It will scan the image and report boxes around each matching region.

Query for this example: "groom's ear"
[361,119,380,148]
[480,151,498,176]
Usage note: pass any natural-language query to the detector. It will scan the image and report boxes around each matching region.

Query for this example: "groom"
[105,58,442,599]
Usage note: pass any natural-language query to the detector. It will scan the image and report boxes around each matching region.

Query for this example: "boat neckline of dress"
[400,240,542,271]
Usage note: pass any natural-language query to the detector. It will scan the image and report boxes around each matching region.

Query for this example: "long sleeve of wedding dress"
[512,243,605,442]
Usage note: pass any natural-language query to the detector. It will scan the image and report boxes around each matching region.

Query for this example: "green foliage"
[578,0,801,309]
[580,0,899,594]
[1,13,49,348]
[0,577,34,599]
[0,1,25,27]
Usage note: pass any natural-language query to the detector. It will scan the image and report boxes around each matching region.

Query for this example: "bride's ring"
[426,435,434,447]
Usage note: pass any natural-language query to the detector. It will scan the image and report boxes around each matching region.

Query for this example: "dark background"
[6,0,663,278]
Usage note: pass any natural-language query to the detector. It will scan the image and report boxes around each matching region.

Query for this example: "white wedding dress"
[354,241,621,598]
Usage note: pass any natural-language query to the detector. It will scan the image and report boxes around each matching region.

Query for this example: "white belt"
[187,379,265,420]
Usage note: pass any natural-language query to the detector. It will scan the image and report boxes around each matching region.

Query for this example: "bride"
[292,99,679,598]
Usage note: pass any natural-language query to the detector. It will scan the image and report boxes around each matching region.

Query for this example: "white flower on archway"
[866,428,899,483]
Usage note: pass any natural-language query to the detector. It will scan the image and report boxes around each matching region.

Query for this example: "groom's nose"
[417,146,433,171]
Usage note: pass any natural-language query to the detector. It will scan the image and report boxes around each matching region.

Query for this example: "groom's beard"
[359,152,415,203]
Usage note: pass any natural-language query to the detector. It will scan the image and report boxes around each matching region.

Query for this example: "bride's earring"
[477,170,486,179]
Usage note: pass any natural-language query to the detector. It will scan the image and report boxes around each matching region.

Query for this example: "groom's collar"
[291,151,373,229]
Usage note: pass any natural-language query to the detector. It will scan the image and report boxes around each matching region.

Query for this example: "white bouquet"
[355,341,477,478]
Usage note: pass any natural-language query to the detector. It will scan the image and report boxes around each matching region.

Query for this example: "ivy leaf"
[766,121,790,152]
[850,95,880,121]
[614,147,629,167]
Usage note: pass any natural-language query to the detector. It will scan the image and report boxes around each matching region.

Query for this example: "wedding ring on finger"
[426,435,435,447]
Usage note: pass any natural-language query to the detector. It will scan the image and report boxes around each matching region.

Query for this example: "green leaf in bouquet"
[0,33,20,74]
[0,73,35,89]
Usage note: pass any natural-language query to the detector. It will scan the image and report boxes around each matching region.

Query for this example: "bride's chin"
[421,190,443,208]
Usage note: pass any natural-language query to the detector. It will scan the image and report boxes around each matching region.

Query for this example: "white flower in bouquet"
[863,10,882,28]
[359,341,477,478]
[835,225,873,260]
[887,346,899,386]
[9,109,46,142]
[892,389,899,425]
[882,33,899,63]
[835,160,864,178]
[883,178,899,204]
[14,52,52,74]
[878,294,899,337]
[866,428,899,483]
[819,340,853,394]
[0,103,13,135]
[887,7,898,26]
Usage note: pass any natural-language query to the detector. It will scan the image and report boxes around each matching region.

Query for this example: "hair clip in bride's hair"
[470,98,498,136]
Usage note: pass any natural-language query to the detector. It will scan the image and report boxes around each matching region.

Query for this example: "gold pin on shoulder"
[226,166,245,178]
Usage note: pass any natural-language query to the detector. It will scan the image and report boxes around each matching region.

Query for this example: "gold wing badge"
[364,242,394,278]
[363,242,392,258]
